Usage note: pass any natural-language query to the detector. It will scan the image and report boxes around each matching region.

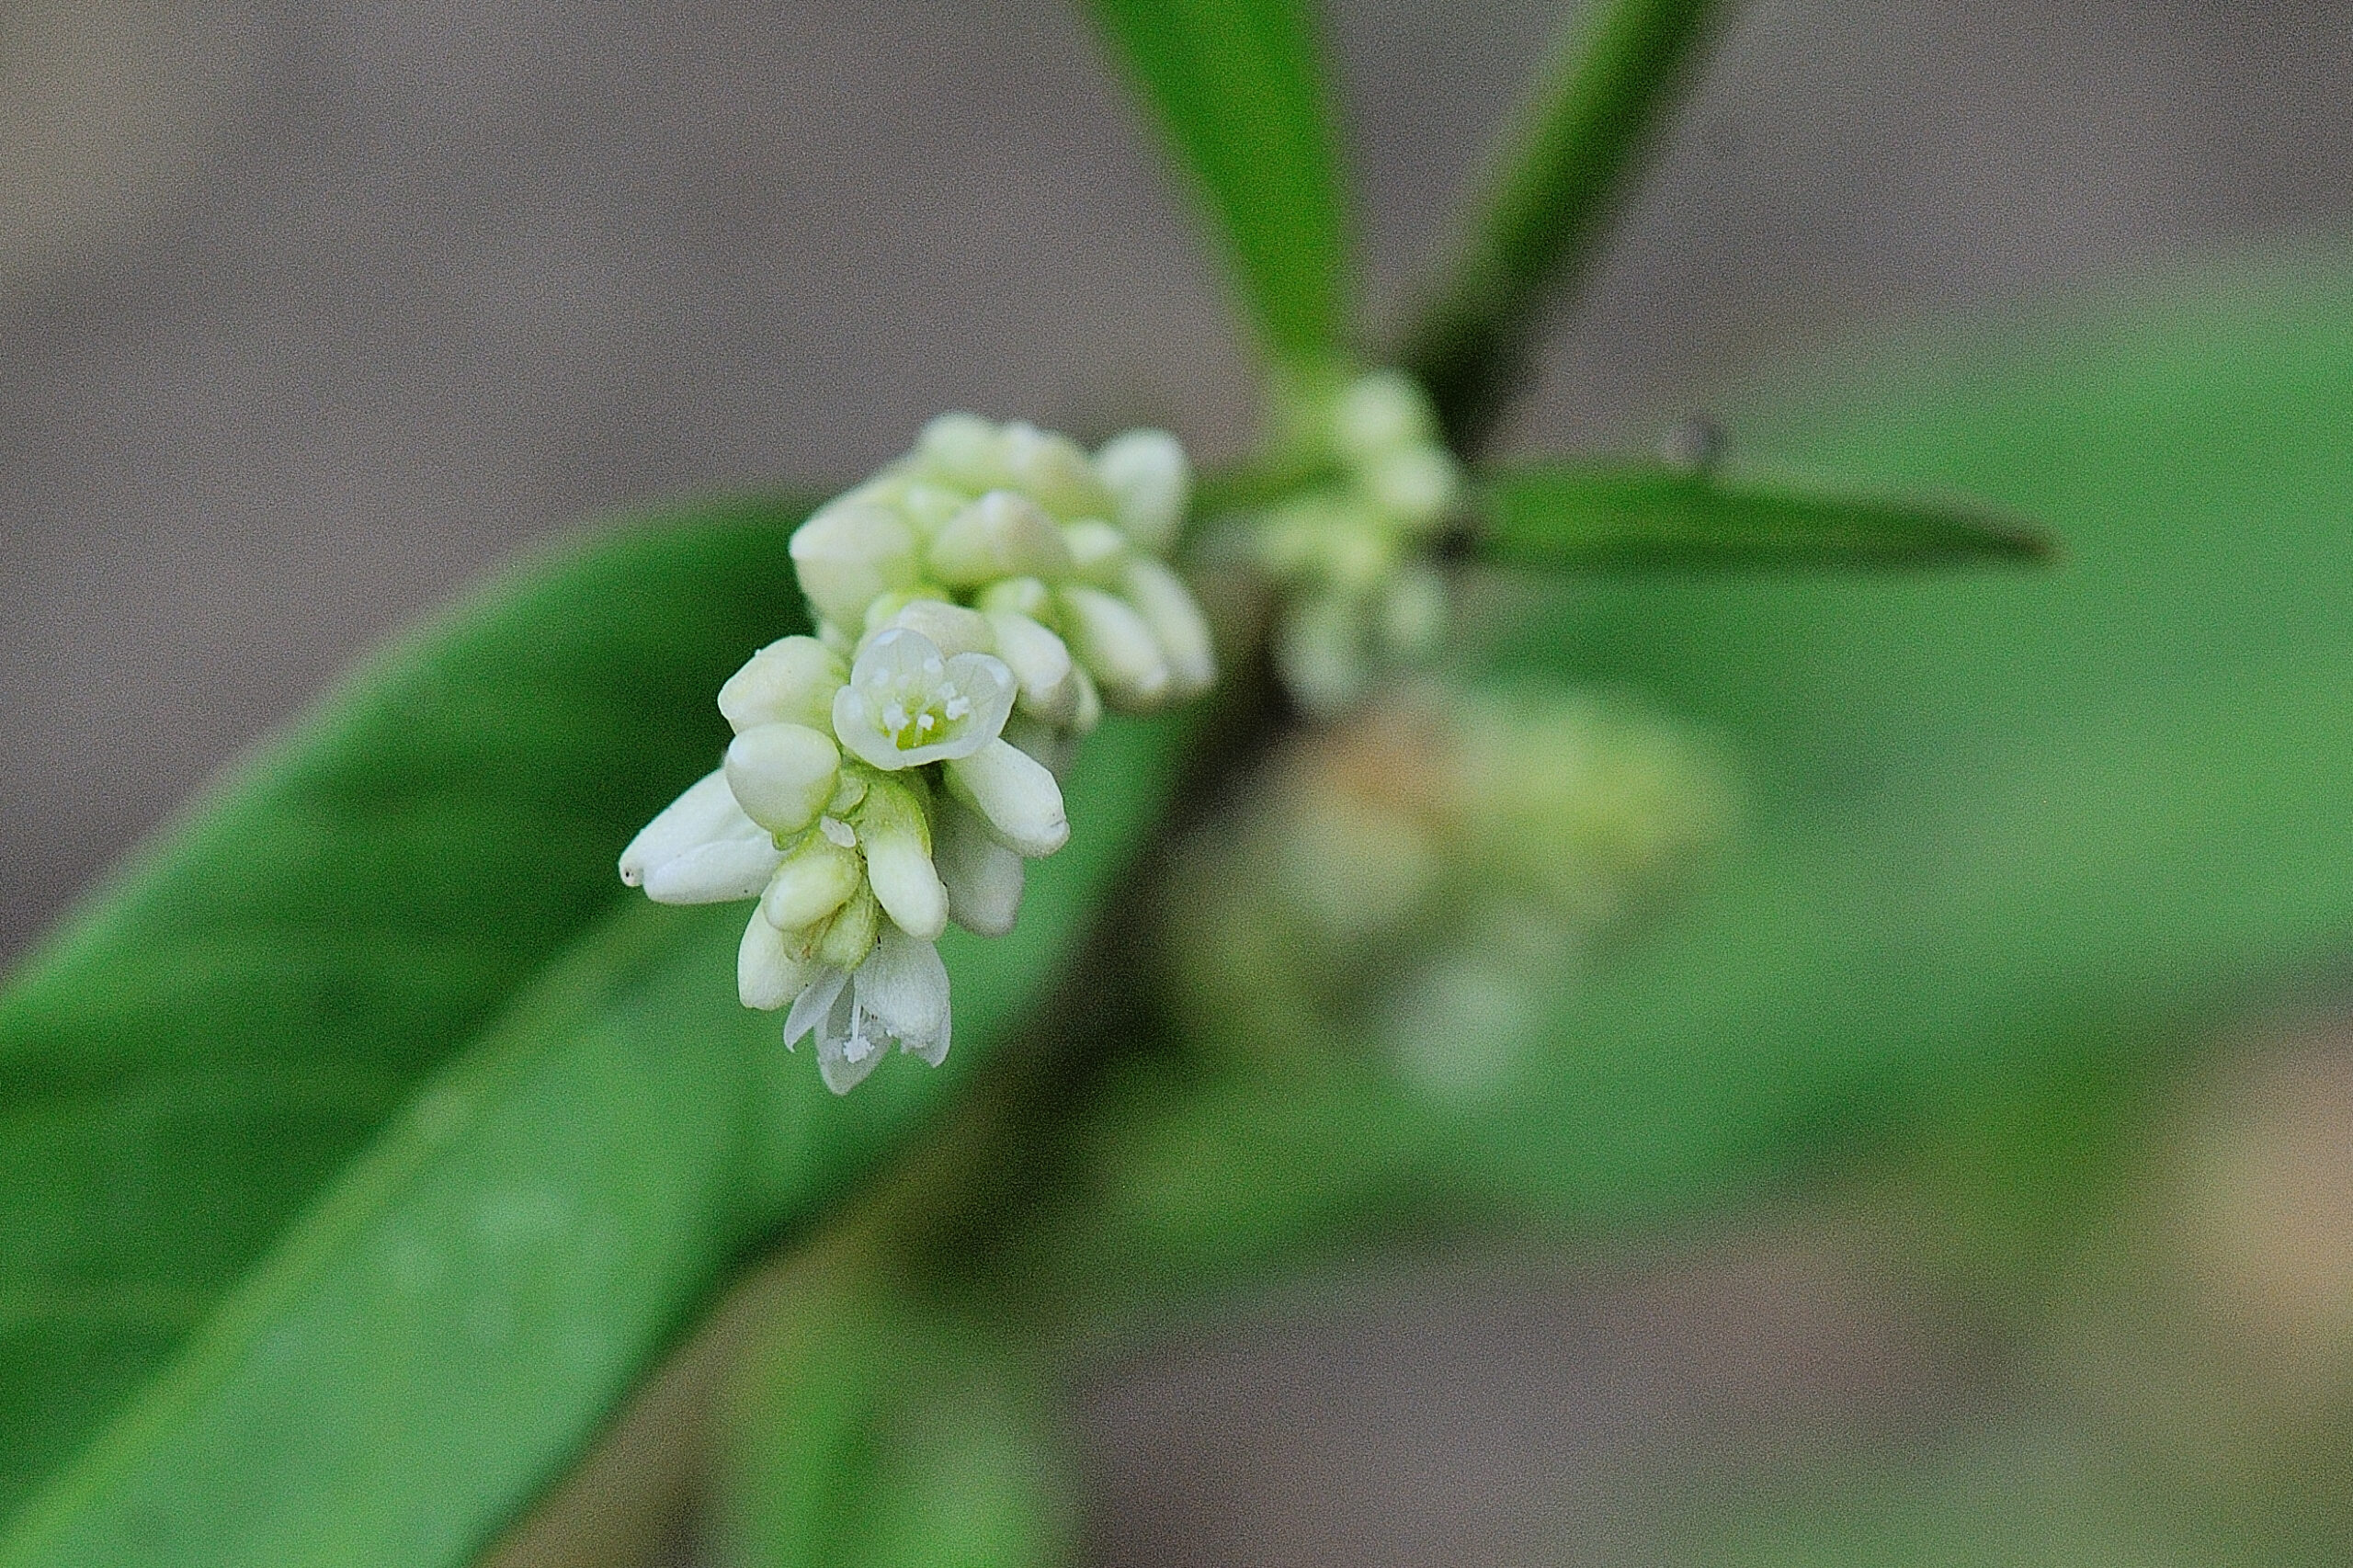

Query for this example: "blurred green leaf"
[1402,0,1725,448]
[1479,460,2051,568]
[1083,0,1348,361]
[1048,257,2353,1300]
[0,503,1187,1566]
[723,1281,1073,1568]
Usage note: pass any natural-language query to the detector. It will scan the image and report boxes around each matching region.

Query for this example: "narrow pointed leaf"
[0,500,1188,1566]
[1083,0,1347,361]
[1402,0,1725,449]
[1479,460,2051,569]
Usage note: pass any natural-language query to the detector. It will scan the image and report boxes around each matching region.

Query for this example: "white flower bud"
[813,883,881,970]
[760,834,861,930]
[1119,556,1215,698]
[945,737,1069,857]
[1276,592,1370,718]
[1331,369,1437,461]
[1378,562,1448,656]
[1093,427,1191,555]
[739,909,813,1011]
[999,421,1114,518]
[872,597,996,659]
[913,412,1006,491]
[1003,714,1077,778]
[724,722,840,837]
[789,501,921,628]
[1062,519,1131,584]
[895,481,969,536]
[855,925,951,1066]
[1058,585,1171,709]
[926,490,1076,586]
[935,798,1025,937]
[719,636,845,733]
[983,609,1080,724]
[856,774,949,942]
[620,769,785,903]
[833,628,1017,770]
[1364,446,1461,530]
[1070,662,1102,733]
[975,574,1052,620]
[620,768,742,888]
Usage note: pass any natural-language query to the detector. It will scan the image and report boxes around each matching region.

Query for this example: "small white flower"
[619,769,784,903]
[759,832,862,930]
[831,628,1017,771]
[868,596,996,658]
[784,926,952,1094]
[997,421,1114,520]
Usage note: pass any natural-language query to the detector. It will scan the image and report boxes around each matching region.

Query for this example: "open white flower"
[782,925,952,1094]
[832,627,1017,771]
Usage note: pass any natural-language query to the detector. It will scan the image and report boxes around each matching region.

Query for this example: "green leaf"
[722,1280,1073,1568]
[0,500,805,1523]
[1082,0,1348,362]
[0,500,1189,1565]
[1477,460,2052,568]
[1401,0,1725,449]
[1044,257,2353,1298]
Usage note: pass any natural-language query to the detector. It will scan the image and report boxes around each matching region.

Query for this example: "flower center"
[876,676,974,754]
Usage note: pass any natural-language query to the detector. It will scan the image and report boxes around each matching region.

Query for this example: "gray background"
[5,1,2351,1562]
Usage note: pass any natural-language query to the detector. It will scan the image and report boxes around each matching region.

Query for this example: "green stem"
[1399,0,1729,455]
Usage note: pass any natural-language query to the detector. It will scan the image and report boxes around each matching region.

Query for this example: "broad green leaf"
[0,501,1189,1565]
[722,1280,1072,1568]
[1478,460,2051,568]
[0,500,806,1522]
[1402,0,1724,449]
[1083,0,1348,362]
[1042,257,2353,1301]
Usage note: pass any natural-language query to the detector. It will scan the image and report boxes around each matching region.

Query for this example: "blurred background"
[6,0,2353,1562]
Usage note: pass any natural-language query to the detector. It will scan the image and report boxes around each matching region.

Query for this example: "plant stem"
[1399,0,1729,456]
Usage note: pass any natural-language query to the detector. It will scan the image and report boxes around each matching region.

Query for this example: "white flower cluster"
[620,415,1212,1093]
[1256,369,1463,716]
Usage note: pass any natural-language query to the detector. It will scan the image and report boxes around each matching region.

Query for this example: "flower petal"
[855,925,949,1062]
[759,835,861,929]
[789,501,921,627]
[983,609,1078,724]
[782,964,850,1051]
[725,722,840,837]
[815,982,887,1094]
